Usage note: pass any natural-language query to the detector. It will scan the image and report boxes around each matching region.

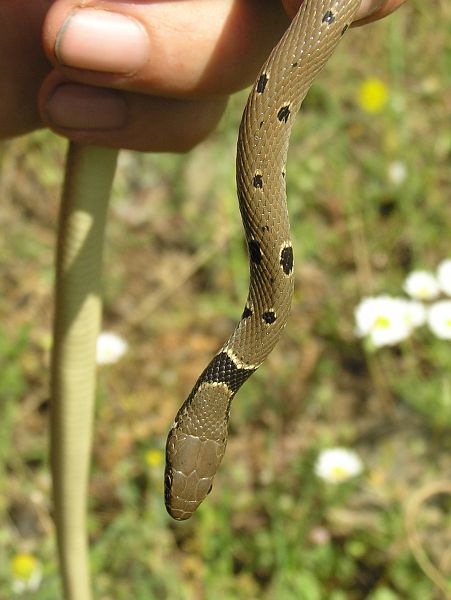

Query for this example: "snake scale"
[51,0,360,596]
[164,0,361,520]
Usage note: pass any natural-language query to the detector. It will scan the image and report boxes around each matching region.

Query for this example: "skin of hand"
[1,0,406,152]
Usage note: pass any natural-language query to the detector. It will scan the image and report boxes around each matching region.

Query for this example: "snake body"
[164,0,361,520]
[51,144,118,599]
[50,0,361,595]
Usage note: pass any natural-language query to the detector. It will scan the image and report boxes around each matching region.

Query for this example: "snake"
[51,144,118,599]
[164,0,361,519]
[50,0,361,596]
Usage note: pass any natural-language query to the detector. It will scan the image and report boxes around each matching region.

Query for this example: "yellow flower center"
[10,554,37,581]
[145,449,163,467]
[330,466,348,481]
[374,315,391,329]
[358,78,388,114]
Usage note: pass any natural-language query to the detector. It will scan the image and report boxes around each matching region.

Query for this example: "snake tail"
[51,142,118,599]
[165,0,360,520]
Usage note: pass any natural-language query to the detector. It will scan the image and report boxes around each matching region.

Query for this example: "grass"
[1,3,451,598]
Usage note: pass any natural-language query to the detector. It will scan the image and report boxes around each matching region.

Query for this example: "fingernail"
[45,84,127,130]
[56,10,149,74]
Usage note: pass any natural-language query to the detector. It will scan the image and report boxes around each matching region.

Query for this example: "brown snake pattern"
[165,0,361,520]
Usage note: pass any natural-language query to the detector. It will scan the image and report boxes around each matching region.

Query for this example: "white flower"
[387,161,407,185]
[96,331,128,365]
[403,270,440,300]
[427,301,451,340]
[10,553,42,594]
[309,526,331,545]
[355,296,415,347]
[437,259,451,296]
[315,448,363,484]
[403,300,427,328]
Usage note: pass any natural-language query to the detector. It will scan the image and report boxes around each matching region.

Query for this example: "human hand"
[1,0,407,151]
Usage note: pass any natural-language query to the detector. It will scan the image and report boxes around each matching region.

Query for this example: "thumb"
[38,0,289,151]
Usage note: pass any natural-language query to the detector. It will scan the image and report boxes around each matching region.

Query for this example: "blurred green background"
[1,2,450,598]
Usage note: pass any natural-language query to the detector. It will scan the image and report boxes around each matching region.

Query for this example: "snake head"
[164,377,233,520]
[164,430,225,520]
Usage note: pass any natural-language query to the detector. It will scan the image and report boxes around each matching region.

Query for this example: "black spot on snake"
[257,73,269,93]
[259,121,264,129]
[242,306,253,319]
[261,225,269,232]
[341,24,349,35]
[322,10,335,24]
[253,174,263,188]
[280,246,294,275]
[277,105,291,123]
[291,61,298,68]
[201,352,255,393]
[248,240,262,264]
[262,311,277,325]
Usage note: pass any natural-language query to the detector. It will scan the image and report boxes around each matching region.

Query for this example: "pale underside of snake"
[50,0,361,597]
